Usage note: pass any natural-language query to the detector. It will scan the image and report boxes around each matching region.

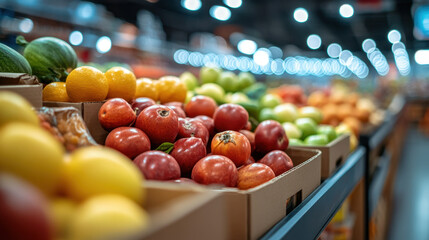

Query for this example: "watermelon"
[17,36,77,84]
[0,43,32,74]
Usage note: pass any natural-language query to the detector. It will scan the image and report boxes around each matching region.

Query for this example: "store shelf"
[359,114,398,151]
[261,147,365,240]
[368,152,391,217]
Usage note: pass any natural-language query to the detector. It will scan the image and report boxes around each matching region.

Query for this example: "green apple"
[237,72,255,90]
[195,83,225,103]
[217,71,239,92]
[273,103,298,123]
[185,91,195,104]
[180,72,198,91]
[259,108,278,122]
[226,92,250,104]
[260,94,282,108]
[200,66,221,84]
[304,134,329,146]
[298,106,323,124]
[335,123,353,136]
[282,122,302,139]
[295,118,318,139]
[317,125,337,142]
[289,138,305,146]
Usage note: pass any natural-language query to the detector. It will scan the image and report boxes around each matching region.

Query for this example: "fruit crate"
[124,182,228,240]
[293,134,350,180]
[144,148,321,240]
[43,101,108,144]
[0,77,42,108]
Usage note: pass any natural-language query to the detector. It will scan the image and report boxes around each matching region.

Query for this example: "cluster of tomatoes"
[98,94,295,190]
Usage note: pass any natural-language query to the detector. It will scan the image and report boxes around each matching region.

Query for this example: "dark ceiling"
[88,0,420,54]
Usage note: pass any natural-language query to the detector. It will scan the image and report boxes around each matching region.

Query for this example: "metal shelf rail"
[261,147,366,240]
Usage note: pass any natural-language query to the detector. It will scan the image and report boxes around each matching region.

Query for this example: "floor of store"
[388,125,429,240]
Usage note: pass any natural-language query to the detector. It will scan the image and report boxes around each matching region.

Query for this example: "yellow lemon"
[0,123,64,194]
[43,82,70,102]
[0,91,39,127]
[64,146,144,203]
[135,78,158,101]
[105,67,137,102]
[66,66,108,102]
[69,195,149,240]
[50,198,77,238]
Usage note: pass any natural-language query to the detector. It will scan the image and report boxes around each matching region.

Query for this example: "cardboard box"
[129,182,229,240]
[145,148,321,240]
[294,134,350,179]
[43,101,108,144]
[0,84,43,108]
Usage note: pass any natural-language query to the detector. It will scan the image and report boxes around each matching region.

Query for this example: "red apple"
[213,104,248,131]
[0,174,52,240]
[185,96,218,118]
[133,151,181,180]
[164,102,185,111]
[135,105,179,147]
[98,98,136,131]
[244,121,252,130]
[177,118,209,146]
[211,131,251,167]
[191,155,238,187]
[259,150,294,176]
[239,130,255,152]
[254,120,289,154]
[237,163,275,190]
[193,115,215,137]
[130,97,156,116]
[105,127,151,159]
[170,137,207,176]
[167,105,186,118]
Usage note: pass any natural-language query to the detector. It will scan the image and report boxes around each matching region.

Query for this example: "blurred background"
[0,0,428,99]
[1,1,429,240]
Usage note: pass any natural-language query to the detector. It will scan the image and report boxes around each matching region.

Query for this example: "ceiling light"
[210,5,231,21]
[181,0,202,11]
[96,36,112,54]
[362,39,376,53]
[223,0,242,8]
[69,31,83,46]
[253,48,270,66]
[327,43,342,58]
[294,8,308,23]
[307,34,322,50]
[237,39,257,55]
[387,29,401,44]
[339,4,354,18]
[19,18,33,33]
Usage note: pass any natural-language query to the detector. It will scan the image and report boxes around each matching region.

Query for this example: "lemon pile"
[0,91,149,240]
[43,66,137,103]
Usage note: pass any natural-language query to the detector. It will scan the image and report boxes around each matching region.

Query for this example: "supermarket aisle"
[388,126,429,240]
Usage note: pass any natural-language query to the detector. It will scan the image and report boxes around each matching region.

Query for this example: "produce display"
[100,95,295,189]
[0,35,394,240]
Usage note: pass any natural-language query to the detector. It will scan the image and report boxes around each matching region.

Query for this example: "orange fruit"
[156,76,187,103]
[66,66,108,102]
[105,67,136,102]
[135,78,158,101]
[43,82,70,102]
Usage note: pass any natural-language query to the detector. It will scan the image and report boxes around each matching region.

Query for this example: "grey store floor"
[388,126,429,240]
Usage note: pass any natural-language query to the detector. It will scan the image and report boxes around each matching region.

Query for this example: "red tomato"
[211,131,251,167]
[185,96,218,118]
[213,104,248,132]
[237,163,275,190]
[191,155,238,187]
